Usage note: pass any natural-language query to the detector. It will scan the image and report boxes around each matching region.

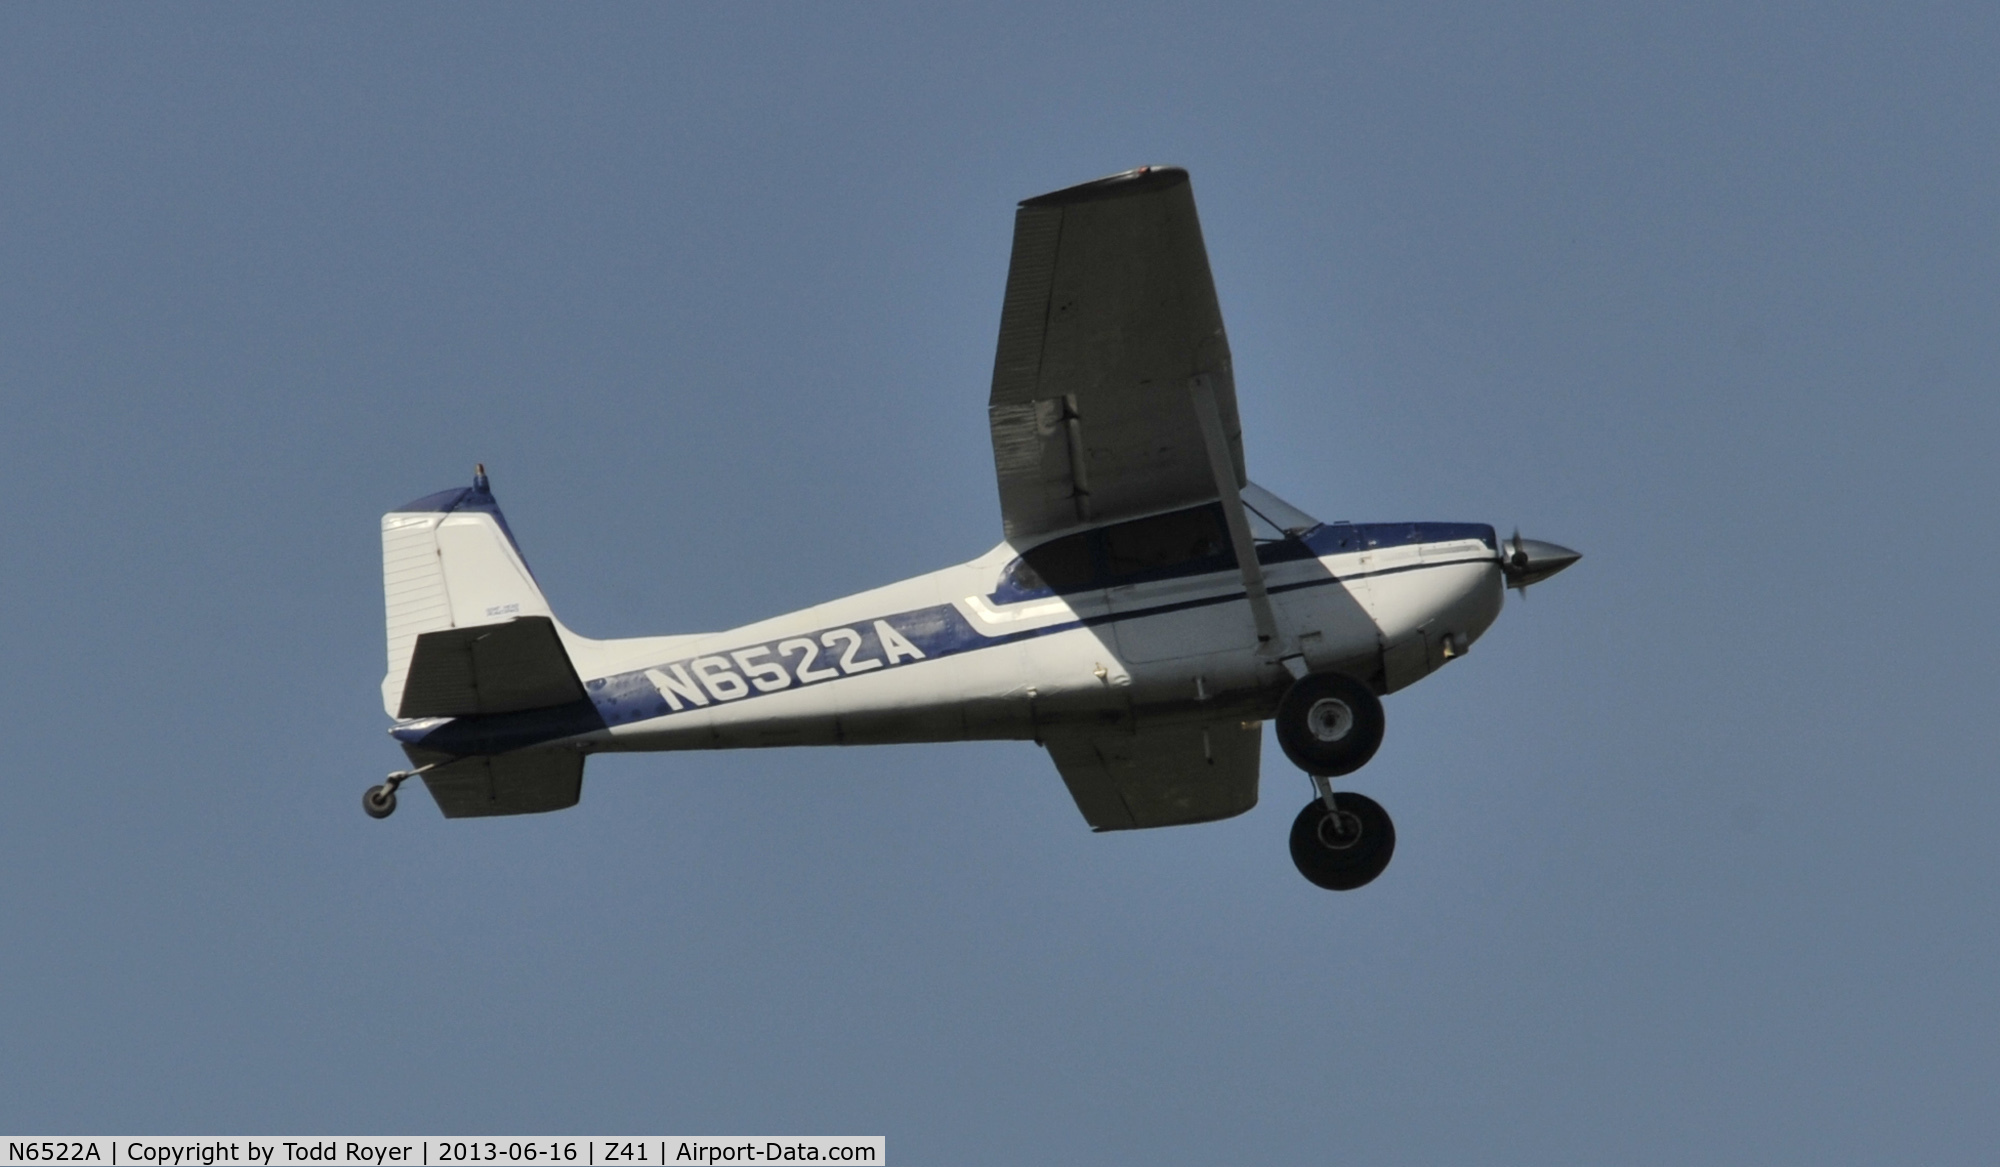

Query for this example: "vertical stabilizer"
[381,466,558,716]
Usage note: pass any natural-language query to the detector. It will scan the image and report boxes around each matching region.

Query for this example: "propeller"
[1500,528,1581,592]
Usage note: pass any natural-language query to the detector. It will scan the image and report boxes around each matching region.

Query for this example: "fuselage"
[392,517,1505,760]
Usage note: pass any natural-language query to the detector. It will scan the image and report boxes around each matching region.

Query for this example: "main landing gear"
[1290,782,1395,891]
[1275,672,1395,890]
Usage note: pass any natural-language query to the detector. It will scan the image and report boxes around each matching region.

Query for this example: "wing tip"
[1020,165,1189,209]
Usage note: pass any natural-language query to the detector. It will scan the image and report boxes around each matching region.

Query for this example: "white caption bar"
[0,1141,884,1167]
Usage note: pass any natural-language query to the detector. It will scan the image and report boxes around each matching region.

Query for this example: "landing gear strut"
[362,764,433,820]
[1275,671,1394,889]
[1290,779,1395,891]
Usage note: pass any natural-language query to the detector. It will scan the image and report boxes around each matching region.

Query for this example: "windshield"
[1241,482,1321,540]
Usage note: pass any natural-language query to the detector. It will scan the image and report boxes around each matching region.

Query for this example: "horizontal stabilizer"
[418,749,584,818]
[398,615,587,718]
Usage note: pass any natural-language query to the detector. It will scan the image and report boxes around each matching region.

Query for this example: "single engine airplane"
[367,166,1579,890]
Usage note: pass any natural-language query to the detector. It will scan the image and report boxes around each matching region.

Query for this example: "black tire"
[363,785,398,819]
[1289,792,1395,890]
[1275,672,1384,776]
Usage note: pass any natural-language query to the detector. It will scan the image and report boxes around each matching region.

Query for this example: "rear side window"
[1007,531,1097,593]
[1103,504,1234,582]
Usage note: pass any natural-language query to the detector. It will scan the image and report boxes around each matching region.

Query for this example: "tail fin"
[380,466,568,717]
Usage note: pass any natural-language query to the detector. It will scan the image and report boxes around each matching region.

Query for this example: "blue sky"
[2,5,1995,1162]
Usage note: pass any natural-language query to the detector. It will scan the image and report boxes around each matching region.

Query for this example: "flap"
[989,166,1245,542]
[417,749,584,818]
[1045,718,1261,831]
[398,615,587,718]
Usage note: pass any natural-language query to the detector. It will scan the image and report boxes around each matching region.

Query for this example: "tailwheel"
[362,764,432,820]
[1290,789,1395,890]
[362,784,398,819]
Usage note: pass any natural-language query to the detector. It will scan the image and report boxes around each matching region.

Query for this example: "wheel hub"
[1316,808,1364,851]
[1305,697,1354,743]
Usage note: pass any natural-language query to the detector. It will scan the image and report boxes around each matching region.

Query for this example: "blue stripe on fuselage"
[393,529,1498,754]
[585,604,1018,728]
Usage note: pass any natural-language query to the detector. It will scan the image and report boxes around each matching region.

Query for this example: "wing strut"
[1189,375,1287,661]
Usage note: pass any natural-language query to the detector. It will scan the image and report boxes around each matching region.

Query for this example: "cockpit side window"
[997,497,1307,600]
[1102,504,1235,582]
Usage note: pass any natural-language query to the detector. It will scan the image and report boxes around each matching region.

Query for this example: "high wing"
[1046,719,1261,830]
[988,166,1246,543]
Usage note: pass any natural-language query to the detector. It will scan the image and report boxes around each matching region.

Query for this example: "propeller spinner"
[1501,530,1582,590]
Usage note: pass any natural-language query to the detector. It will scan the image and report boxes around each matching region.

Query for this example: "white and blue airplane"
[367,166,1578,890]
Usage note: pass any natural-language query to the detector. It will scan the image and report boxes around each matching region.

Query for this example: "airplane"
[365,165,1579,891]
